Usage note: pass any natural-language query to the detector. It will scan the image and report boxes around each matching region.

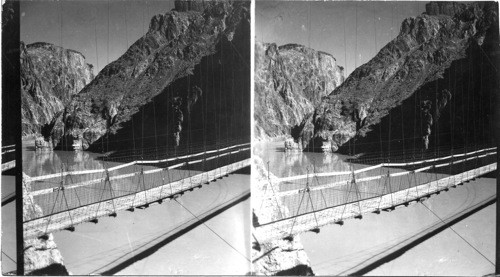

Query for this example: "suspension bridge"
[253,145,497,242]
[253,0,498,247]
[22,0,251,246]
[23,142,250,239]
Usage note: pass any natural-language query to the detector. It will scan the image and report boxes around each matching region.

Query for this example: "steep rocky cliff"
[338,1,499,156]
[305,1,497,153]
[254,42,344,141]
[85,0,250,157]
[57,0,249,151]
[21,42,95,141]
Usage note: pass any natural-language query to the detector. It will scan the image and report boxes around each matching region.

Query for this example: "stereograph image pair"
[1,0,498,276]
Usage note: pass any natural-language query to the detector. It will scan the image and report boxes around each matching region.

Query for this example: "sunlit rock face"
[254,42,344,141]
[20,42,94,142]
[59,0,249,151]
[306,1,497,153]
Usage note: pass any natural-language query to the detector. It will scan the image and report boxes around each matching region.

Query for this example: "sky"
[20,0,176,74]
[20,1,427,78]
[256,1,427,77]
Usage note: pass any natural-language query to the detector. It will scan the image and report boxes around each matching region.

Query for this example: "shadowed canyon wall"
[90,9,250,158]
[337,1,499,157]
[60,0,249,152]
[306,1,497,153]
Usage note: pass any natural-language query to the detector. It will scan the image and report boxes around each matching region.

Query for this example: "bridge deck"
[254,162,496,242]
[24,158,250,239]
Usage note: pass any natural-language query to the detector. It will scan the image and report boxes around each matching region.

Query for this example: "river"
[22,140,251,275]
[254,141,496,276]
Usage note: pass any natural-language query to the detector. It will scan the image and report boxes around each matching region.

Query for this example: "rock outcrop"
[254,42,344,141]
[58,0,249,151]
[305,1,497,152]
[21,42,94,142]
[252,157,314,275]
[23,173,69,275]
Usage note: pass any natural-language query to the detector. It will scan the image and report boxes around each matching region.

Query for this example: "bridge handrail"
[27,147,251,196]
[28,143,250,182]
[136,143,250,165]
[381,146,496,167]
[273,151,497,197]
[257,162,497,238]
[2,149,15,155]
[275,147,496,183]
[2,144,16,155]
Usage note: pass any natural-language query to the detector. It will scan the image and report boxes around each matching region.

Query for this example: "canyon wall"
[21,42,94,140]
[305,1,497,153]
[254,42,344,142]
[88,0,250,157]
[338,1,499,156]
[59,0,249,151]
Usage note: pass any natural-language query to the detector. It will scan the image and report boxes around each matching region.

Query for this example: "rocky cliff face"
[21,42,94,141]
[254,42,344,141]
[85,0,250,156]
[58,0,249,151]
[305,1,497,153]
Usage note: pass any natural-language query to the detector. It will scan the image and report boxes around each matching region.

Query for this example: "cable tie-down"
[299,187,310,193]
[105,169,110,182]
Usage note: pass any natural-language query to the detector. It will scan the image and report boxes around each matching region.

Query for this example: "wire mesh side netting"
[259,147,496,227]
[25,144,250,224]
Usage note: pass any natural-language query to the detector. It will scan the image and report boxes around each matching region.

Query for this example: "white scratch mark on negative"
[126,232,134,254]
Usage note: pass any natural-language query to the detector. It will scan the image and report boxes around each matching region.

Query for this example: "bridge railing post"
[387,170,394,207]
